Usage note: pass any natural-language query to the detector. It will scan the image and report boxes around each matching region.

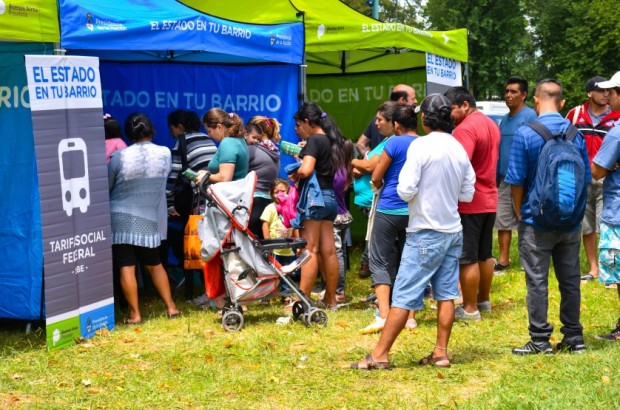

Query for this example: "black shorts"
[460,213,496,264]
[112,244,161,268]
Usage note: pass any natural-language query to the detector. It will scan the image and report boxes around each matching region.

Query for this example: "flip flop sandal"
[419,353,451,368]
[350,353,391,370]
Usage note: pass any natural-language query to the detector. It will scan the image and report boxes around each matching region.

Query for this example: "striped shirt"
[166,132,217,210]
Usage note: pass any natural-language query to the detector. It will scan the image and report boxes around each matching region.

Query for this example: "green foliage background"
[341,0,620,110]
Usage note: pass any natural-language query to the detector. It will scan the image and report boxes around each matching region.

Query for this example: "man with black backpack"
[505,79,591,355]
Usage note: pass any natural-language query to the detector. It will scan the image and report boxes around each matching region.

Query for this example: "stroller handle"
[198,171,212,197]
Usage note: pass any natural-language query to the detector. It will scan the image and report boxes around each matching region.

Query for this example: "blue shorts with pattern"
[391,230,463,311]
[599,221,620,285]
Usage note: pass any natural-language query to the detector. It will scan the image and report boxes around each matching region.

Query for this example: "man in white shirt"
[351,94,475,370]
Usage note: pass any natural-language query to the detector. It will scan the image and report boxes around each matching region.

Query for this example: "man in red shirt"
[445,86,500,321]
[566,76,620,282]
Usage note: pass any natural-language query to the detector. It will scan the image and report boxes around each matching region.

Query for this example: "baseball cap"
[414,93,452,115]
[595,72,620,89]
[586,76,607,92]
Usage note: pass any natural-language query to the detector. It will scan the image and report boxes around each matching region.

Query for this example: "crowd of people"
[103,73,620,365]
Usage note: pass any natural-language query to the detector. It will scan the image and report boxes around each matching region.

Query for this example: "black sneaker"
[595,324,620,341]
[494,262,510,275]
[512,340,553,355]
[556,340,586,354]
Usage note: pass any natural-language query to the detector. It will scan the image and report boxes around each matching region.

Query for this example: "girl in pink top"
[104,113,127,163]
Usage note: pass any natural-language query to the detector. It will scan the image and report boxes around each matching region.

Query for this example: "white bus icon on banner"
[58,138,90,217]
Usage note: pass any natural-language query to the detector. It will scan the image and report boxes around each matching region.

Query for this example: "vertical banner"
[425,53,463,95]
[25,55,114,350]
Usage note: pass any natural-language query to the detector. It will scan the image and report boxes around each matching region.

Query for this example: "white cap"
[595,71,620,89]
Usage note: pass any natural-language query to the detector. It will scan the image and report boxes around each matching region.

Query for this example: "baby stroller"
[198,171,328,331]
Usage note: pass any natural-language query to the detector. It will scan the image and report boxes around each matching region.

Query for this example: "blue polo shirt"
[593,127,620,226]
[497,106,537,181]
[505,112,591,230]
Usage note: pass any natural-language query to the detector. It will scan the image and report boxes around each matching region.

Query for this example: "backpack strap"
[564,124,579,142]
[525,121,554,142]
[525,121,579,142]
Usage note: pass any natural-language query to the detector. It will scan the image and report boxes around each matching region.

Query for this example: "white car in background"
[476,101,509,126]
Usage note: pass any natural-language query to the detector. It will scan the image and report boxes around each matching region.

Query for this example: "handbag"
[183,214,205,270]
[172,134,194,218]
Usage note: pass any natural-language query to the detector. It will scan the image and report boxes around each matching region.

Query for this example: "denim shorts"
[391,230,463,311]
[307,189,338,221]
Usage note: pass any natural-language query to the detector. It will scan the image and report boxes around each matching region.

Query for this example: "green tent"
[180,0,468,74]
[0,0,59,42]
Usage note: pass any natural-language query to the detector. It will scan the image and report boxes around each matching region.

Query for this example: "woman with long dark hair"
[292,102,349,309]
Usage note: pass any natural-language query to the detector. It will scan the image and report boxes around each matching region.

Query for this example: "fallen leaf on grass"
[160,382,168,389]
[11,373,23,380]
[81,379,91,387]
[261,341,277,349]
[204,329,215,338]
[57,381,69,387]
[87,388,101,394]
[437,373,445,379]
[601,376,610,384]
[204,354,213,362]
[115,386,125,392]
[96,328,110,338]
[533,362,543,369]
[129,353,140,359]
[269,376,280,383]
[224,340,233,348]
[246,364,260,369]
[335,320,349,328]
[134,327,143,333]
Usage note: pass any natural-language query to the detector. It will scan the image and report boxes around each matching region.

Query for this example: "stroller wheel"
[291,301,306,321]
[307,308,328,327]
[222,310,244,332]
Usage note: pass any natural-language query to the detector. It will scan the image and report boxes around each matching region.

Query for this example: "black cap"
[414,93,452,115]
[586,76,607,93]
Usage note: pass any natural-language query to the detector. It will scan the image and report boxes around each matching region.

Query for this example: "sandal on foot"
[419,353,450,368]
[350,353,391,370]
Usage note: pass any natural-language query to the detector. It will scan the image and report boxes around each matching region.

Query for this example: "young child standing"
[261,178,299,301]
[104,113,127,164]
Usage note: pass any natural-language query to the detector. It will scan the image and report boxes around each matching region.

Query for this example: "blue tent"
[59,0,304,159]
[60,0,303,64]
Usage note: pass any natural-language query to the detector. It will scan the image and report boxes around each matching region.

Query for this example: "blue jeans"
[517,222,583,343]
[391,230,463,311]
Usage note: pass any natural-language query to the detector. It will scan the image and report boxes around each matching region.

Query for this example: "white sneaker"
[359,317,386,334]
[477,301,492,311]
[405,318,417,330]
[455,306,481,321]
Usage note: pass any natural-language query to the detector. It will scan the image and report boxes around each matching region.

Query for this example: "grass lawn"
[1,238,619,409]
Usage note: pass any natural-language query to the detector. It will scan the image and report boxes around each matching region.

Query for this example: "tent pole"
[54,43,65,56]
[464,62,469,90]
[300,64,307,103]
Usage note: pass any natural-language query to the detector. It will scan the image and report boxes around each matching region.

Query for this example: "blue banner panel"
[59,0,303,64]
[99,62,300,175]
[0,43,48,320]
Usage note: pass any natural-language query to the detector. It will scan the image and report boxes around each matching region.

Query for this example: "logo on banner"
[86,13,93,31]
[1,2,40,17]
[317,24,325,39]
[58,138,91,217]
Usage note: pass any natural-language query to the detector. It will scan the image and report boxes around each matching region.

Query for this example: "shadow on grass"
[0,319,47,355]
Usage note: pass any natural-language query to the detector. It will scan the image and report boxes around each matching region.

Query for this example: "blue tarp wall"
[0,42,51,320]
